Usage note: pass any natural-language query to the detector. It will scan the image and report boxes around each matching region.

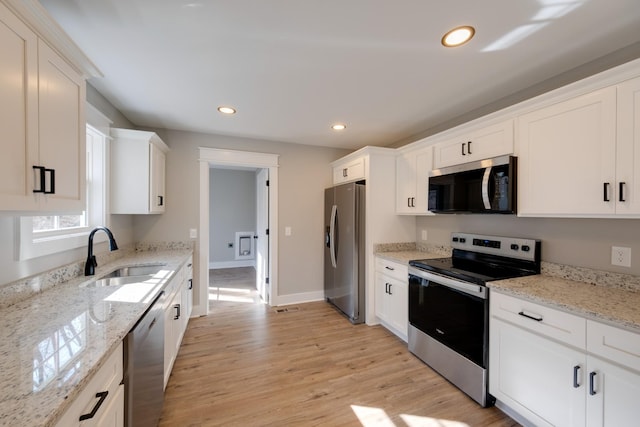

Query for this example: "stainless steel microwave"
[428,155,517,214]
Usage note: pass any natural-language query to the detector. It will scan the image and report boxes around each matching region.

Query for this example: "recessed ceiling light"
[441,26,475,47]
[331,123,347,131]
[217,106,236,114]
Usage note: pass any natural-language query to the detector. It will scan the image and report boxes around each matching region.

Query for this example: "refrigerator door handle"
[330,204,338,268]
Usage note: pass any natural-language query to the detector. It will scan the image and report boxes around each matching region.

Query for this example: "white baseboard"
[209,260,256,269]
[273,290,325,306]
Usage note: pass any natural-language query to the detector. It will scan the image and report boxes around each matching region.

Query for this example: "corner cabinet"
[395,147,433,215]
[0,2,88,212]
[490,291,640,427]
[110,129,169,214]
[374,257,408,341]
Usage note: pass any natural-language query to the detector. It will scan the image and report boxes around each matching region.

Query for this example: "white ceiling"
[40,0,640,150]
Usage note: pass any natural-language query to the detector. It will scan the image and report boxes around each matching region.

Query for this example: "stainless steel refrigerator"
[324,181,365,324]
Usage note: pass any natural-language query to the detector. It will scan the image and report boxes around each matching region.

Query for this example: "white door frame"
[197,147,279,316]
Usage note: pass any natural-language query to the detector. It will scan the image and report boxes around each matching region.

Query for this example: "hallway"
[208,267,261,305]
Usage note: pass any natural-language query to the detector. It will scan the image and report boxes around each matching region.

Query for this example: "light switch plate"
[285,226,292,236]
[189,228,197,239]
[611,246,631,267]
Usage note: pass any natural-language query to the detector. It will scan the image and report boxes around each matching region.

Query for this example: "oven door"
[408,267,488,368]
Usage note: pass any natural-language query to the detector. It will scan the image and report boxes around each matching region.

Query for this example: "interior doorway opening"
[197,148,279,316]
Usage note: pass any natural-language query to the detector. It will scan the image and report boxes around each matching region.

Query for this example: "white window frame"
[16,104,112,260]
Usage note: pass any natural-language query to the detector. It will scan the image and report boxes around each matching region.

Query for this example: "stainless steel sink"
[101,263,167,278]
[83,275,154,288]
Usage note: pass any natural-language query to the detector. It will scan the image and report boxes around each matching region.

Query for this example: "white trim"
[2,0,102,78]
[196,147,280,317]
[86,102,113,137]
[209,260,256,269]
[274,290,325,307]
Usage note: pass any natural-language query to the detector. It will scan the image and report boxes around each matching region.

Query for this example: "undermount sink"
[84,275,154,288]
[101,263,167,278]
[81,263,167,288]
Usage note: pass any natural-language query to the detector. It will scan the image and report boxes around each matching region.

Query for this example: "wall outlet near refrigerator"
[611,246,631,267]
[421,229,428,241]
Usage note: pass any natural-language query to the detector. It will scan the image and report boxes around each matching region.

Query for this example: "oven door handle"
[408,267,487,299]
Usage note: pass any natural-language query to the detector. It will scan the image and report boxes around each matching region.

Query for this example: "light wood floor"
[160,275,519,426]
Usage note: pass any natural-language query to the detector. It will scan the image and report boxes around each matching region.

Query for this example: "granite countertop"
[0,249,192,427]
[375,250,445,264]
[489,275,640,334]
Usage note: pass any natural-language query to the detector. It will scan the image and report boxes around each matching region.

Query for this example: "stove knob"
[522,245,531,252]
[452,237,459,242]
[460,238,466,243]
[511,244,519,250]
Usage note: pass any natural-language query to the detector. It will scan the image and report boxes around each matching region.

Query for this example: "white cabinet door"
[111,129,169,214]
[38,39,86,212]
[433,120,513,169]
[332,157,365,184]
[615,76,640,215]
[490,318,586,427]
[586,356,640,427]
[517,87,617,216]
[375,270,408,341]
[396,149,432,214]
[149,143,166,213]
[164,285,182,389]
[0,3,38,211]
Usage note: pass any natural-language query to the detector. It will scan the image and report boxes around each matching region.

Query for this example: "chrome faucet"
[84,226,119,276]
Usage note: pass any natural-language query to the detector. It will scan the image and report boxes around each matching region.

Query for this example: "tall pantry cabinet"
[0,1,96,212]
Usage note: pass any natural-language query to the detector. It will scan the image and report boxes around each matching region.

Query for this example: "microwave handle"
[481,167,492,209]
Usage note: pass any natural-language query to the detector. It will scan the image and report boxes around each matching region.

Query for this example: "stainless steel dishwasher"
[124,291,165,427]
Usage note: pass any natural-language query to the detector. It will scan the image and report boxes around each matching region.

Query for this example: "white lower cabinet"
[490,291,640,427]
[163,257,193,389]
[374,257,408,341]
[54,343,124,427]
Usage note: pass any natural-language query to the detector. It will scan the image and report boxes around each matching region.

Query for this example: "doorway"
[197,148,279,317]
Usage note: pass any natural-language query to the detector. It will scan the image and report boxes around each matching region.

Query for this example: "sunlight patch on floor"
[209,287,258,303]
[351,405,470,427]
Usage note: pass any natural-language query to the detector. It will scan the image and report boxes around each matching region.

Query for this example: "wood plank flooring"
[160,280,519,426]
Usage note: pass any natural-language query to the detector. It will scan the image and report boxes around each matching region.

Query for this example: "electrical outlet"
[611,246,631,267]
[421,229,428,240]
[189,228,197,239]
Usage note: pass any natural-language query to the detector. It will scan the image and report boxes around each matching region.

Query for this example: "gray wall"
[131,128,350,300]
[416,215,640,276]
[209,169,256,263]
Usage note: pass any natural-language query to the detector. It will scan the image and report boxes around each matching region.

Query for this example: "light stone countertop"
[0,249,192,427]
[375,250,447,264]
[489,275,640,334]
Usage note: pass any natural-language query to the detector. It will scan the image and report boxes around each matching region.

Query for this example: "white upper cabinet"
[332,156,365,185]
[0,2,87,212]
[432,120,514,169]
[395,148,432,214]
[614,76,640,215]
[517,78,640,217]
[111,129,169,214]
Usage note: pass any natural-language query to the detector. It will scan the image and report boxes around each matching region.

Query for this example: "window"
[17,105,111,260]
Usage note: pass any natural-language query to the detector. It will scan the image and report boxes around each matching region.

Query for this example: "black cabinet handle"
[573,365,581,388]
[44,168,55,194]
[619,182,626,202]
[158,195,164,206]
[518,311,543,322]
[33,166,45,193]
[407,197,411,208]
[388,283,393,295]
[174,304,181,320]
[589,371,597,395]
[604,182,610,202]
[343,168,348,177]
[79,391,108,421]
[385,266,395,271]
[188,278,193,290]
[467,141,472,155]
[411,197,415,207]
[461,143,466,156]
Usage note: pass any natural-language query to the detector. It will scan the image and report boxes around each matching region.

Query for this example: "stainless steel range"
[408,232,541,407]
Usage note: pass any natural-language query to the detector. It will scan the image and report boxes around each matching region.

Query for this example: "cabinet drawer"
[490,292,586,349]
[54,342,123,426]
[587,320,640,372]
[375,257,408,282]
